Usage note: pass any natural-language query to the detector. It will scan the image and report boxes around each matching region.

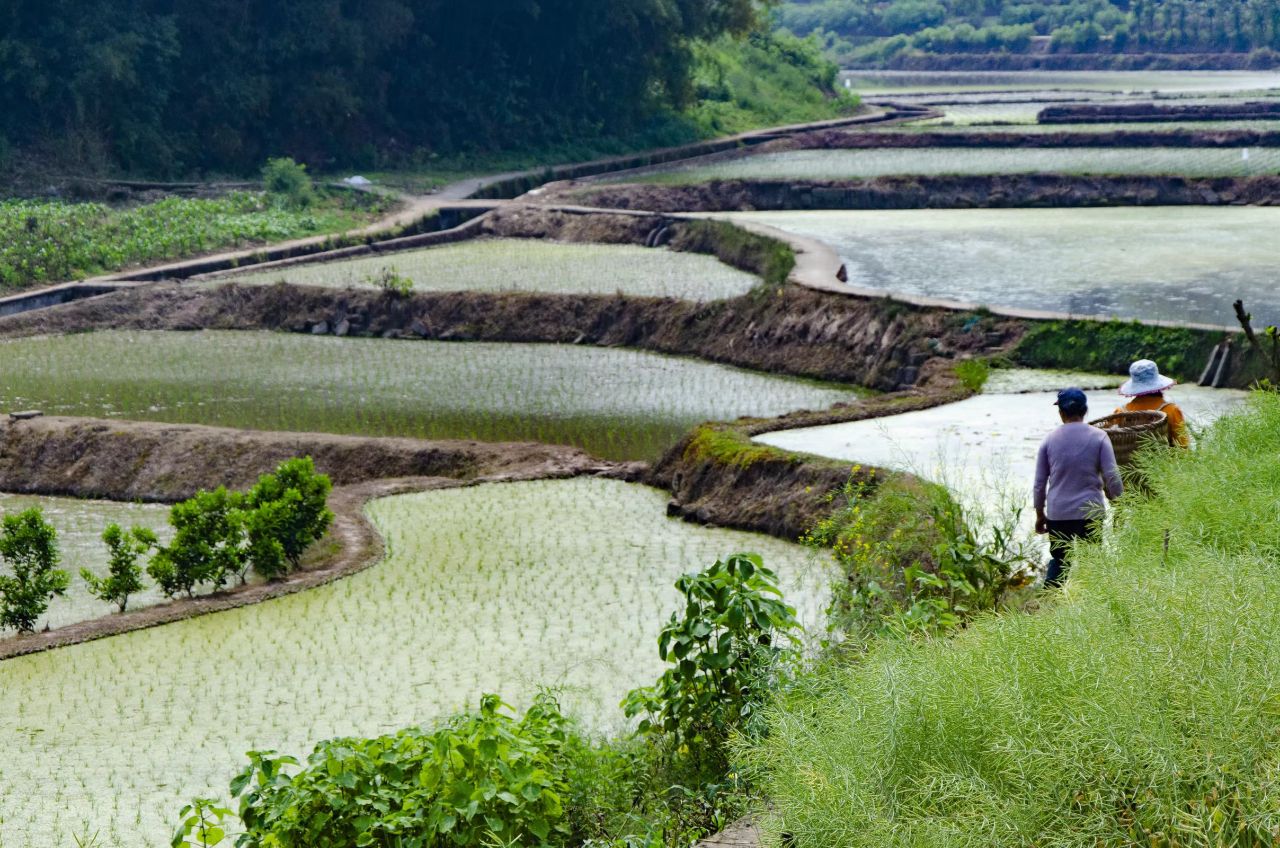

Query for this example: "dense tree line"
[0,0,763,174]
[778,0,1280,60]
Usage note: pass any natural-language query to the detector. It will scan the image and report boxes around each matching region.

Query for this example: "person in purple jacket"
[1033,388,1124,588]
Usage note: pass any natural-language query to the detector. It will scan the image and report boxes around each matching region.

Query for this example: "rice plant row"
[0,192,375,291]
[230,238,760,301]
[0,331,861,462]
[0,478,830,848]
[636,146,1280,184]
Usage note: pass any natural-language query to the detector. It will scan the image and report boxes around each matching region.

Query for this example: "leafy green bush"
[952,357,990,392]
[0,507,69,633]
[365,266,415,298]
[230,693,575,847]
[146,457,333,597]
[751,392,1280,846]
[243,457,333,572]
[83,524,157,613]
[623,554,801,765]
[806,476,1026,641]
[262,157,315,210]
[148,487,245,598]
[1013,318,1220,383]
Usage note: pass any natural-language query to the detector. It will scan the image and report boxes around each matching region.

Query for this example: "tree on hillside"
[0,508,69,633]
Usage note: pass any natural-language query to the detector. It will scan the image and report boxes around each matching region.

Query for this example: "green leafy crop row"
[0,191,378,291]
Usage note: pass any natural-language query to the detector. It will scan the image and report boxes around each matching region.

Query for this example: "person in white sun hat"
[1115,359,1188,447]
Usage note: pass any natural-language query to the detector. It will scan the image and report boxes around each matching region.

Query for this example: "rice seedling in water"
[0,478,829,847]
[633,146,1280,183]
[0,493,171,631]
[734,207,1280,327]
[0,331,862,461]
[229,238,760,300]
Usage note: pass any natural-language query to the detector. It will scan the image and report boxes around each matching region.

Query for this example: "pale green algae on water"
[734,207,1280,328]
[0,331,862,461]
[0,493,173,631]
[0,478,828,848]
[229,237,760,301]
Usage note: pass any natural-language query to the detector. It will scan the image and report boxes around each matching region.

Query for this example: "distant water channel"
[735,207,1280,328]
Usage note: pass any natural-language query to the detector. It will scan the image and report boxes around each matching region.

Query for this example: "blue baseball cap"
[1054,388,1088,416]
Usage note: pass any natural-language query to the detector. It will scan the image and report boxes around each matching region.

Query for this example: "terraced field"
[734,207,1280,327]
[0,478,828,848]
[842,69,1280,95]
[230,238,760,300]
[0,331,861,461]
[632,146,1280,182]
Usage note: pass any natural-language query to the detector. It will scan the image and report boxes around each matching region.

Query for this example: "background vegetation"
[0,1,852,177]
[777,0,1280,65]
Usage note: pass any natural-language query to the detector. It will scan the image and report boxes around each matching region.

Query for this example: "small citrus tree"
[83,524,158,613]
[0,508,69,633]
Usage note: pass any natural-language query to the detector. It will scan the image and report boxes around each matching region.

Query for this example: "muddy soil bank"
[0,415,622,503]
[649,390,962,539]
[0,282,1013,392]
[559,173,1280,212]
[785,128,1280,150]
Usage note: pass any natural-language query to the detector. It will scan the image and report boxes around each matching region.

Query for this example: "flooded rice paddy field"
[841,69,1280,95]
[0,493,173,632]
[0,331,861,462]
[229,237,760,300]
[631,146,1280,182]
[757,376,1248,539]
[0,478,829,848]
[732,207,1280,328]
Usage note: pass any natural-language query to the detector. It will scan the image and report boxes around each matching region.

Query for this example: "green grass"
[231,238,759,300]
[1014,319,1222,383]
[0,493,172,631]
[0,478,830,848]
[631,146,1280,182]
[0,191,387,291]
[749,391,1280,847]
[0,331,862,462]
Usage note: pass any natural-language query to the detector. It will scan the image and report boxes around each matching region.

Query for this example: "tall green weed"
[749,391,1280,847]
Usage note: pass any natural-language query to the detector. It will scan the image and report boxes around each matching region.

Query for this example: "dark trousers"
[1044,519,1098,588]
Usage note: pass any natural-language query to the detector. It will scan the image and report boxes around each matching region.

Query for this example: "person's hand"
[1035,517,1048,535]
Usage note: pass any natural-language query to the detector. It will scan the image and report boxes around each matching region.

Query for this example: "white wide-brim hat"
[1120,359,1176,397]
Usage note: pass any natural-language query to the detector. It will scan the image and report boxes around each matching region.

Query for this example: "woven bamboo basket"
[1089,411,1168,466]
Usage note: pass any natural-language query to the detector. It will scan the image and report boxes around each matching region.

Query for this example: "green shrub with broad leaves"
[622,553,802,766]
[228,693,573,848]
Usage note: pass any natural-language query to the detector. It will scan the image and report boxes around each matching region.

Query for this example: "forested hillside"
[0,0,851,177]
[777,0,1280,67]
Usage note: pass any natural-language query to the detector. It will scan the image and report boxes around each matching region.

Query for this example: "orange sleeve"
[1167,405,1189,447]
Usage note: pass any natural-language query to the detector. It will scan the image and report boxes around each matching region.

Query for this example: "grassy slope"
[750,391,1280,846]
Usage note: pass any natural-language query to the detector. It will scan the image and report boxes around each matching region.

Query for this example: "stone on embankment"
[310,320,329,335]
